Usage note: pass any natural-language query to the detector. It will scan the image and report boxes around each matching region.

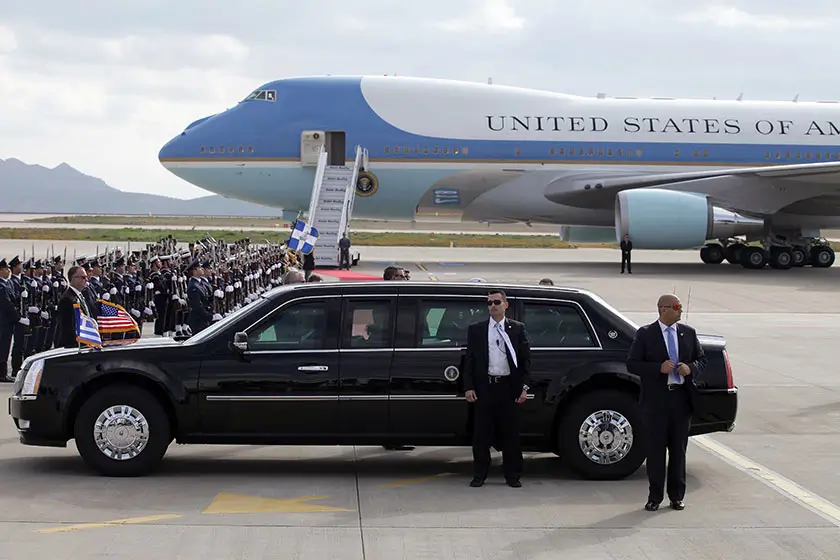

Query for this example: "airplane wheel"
[811,246,835,268]
[791,246,807,267]
[769,247,792,269]
[724,243,744,264]
[700,244,724,264]
[740,246,766,269]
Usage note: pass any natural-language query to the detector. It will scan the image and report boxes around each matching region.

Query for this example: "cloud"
[434,0,525,33]
[680,6,831,29]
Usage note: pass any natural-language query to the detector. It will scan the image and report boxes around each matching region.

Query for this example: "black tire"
[559,390,645,480]
[73,384,171,477]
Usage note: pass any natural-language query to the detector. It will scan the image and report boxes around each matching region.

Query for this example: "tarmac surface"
[2,242,840,559]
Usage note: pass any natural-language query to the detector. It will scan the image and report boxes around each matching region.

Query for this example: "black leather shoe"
[670,500,685,510]
[505,478,522,488]
[644,501,660,511]
[470,477,485,487]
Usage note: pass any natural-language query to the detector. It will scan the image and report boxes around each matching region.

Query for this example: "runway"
[1,241,839,559]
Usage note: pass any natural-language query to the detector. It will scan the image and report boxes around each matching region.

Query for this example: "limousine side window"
[521,302,597,348]
[248,299,328,350]
[344,300,393,349]
[418,299,488,347]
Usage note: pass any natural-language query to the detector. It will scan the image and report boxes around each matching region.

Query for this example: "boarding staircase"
[305,145,367,268]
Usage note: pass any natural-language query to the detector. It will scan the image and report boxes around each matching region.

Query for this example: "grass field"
[26,215,290,227]
[0,228,601,248]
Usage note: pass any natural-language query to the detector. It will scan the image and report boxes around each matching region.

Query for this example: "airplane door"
[326,131,346,165]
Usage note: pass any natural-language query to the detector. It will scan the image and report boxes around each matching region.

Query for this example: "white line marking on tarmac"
[694,435,840,527]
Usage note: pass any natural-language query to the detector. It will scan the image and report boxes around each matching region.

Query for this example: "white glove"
[21,290,28,299]
[225,285,234,293]
[131,309,141,318]
[135,285,142,292]
[172,294,179,300]
[30,280,37,288]
[19,317,29,326]
[52,281,59,288]
[42,284,50,292]
[40,311,49,320]
[212,313,223,321]
[27,306,39,314]
[144,307,153,316]
[102,293,110,301]
[110,287,117,295]
[146,282,154,290]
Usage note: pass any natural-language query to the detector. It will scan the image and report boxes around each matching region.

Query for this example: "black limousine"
[9,281,738,478]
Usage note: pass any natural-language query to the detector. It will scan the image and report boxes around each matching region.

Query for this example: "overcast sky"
[1,1,839,200]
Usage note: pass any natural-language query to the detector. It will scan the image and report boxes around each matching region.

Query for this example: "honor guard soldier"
[148,256,169,336]
[186,260,212,335]
[0,259,25,380]
[7,256,28,374]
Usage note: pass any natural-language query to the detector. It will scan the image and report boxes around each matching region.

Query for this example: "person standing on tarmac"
[620,234,633,274]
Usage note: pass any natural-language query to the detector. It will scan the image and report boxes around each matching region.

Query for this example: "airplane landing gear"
[810,241,835,268]
[699,244,724,264]
[698,236,835,269]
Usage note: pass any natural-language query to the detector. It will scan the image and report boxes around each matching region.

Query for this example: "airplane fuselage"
[158,76,840,238]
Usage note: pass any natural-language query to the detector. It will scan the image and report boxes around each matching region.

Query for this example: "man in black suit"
[626,293,706,512]
[463,290,532,488]
[56,265,94,349]
[620,234,633,274]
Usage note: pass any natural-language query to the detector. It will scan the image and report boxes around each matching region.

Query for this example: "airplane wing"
[544,160,840,216]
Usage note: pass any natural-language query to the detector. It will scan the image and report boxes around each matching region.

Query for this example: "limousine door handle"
[298,365,329,372]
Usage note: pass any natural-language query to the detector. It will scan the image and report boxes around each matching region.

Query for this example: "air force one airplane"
[159,75,840,270]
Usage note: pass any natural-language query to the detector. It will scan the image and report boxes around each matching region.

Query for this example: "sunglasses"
[660,304,682,311]
[487,299,504,306]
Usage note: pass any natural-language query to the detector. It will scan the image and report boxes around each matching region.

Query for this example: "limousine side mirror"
[232,332,248,351]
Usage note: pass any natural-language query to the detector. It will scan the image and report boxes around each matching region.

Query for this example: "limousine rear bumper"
[690,386,738,437]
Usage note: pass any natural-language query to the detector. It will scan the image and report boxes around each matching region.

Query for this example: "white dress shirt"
[488,318,511,376]
[658,320,684,385]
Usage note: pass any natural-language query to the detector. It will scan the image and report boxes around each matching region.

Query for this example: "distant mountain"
[0,158,287,217]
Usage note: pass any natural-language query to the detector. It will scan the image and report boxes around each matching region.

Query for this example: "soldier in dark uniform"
[22,259,42,358]
[43,256,65,350]
[186,261,212,335]
[0,259,23,381]
[149,256,169,336]
[620,234,633,274]
[110,257,126,307]
[8,256,28,373]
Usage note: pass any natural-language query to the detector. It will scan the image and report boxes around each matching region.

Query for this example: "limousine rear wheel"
[73,384,171,477]
[559,389,645,480]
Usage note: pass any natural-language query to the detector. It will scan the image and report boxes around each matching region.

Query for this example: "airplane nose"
[158,133,187,168]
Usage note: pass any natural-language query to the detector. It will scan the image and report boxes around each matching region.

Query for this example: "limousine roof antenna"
[684,285,692,323]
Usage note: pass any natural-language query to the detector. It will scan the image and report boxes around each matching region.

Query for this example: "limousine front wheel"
[559,390,645,480]
[73,384,171,477]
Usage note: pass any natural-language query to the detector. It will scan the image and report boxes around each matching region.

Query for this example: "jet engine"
[559,225,617,244]
[614,189,764,249]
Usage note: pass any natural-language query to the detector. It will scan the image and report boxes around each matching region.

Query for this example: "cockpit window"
[242,89,276,102]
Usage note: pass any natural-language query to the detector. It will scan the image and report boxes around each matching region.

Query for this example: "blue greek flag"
[74,303,102,350]
[287,219,319,255]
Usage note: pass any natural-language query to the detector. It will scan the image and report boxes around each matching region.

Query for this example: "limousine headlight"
[20,358,45,398]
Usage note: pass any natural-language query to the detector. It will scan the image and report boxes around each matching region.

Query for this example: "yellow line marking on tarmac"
[36,514,183,534]
[202,492,352,514]
[377,472,455,487]
[694,435,840,527]
[415,263,428,271]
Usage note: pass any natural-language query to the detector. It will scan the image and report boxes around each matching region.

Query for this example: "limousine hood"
[19,337,181,367]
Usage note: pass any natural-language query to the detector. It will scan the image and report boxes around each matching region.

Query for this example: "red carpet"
[316,269,382,281]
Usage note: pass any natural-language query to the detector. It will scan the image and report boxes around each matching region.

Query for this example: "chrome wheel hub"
[578,409,633,465]
[93,405,149,460]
